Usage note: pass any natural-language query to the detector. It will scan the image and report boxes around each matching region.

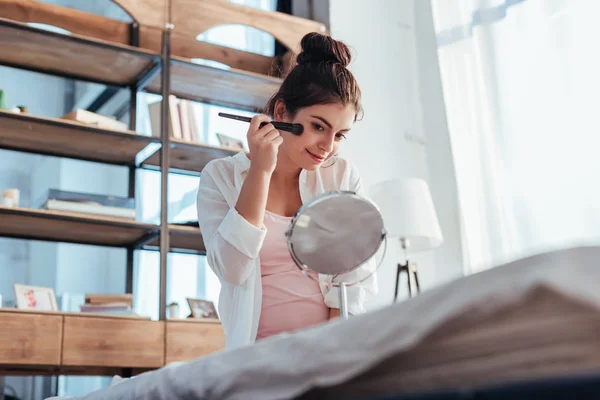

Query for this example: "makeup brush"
[218,112,304,135]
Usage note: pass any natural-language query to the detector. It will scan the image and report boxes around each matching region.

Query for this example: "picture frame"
[14,284,58,311]
[216,133,245,151]
[186,297,219,319]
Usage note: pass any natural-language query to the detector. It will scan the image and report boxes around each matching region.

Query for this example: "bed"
[48,245,600,400]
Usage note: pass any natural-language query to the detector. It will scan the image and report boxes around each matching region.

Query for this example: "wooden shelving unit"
[0,308,224,376]
[143,138,239,176]
[0,0,324,378]
[146,56,282,111]
[168,225,205,254]
[0,110,160,166]
[144,224,205,254]
[0,206,158,248]
[0,18,160,87]
[165,318,225,365]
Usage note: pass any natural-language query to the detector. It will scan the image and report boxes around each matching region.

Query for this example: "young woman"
[197,32,377,349]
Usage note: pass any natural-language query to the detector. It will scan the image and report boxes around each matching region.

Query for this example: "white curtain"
[431,0,600,274]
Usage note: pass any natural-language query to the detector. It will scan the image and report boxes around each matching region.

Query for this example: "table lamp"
[370,178,443,301]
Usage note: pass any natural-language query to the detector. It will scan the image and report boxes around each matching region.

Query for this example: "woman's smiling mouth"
[306,150,326,163]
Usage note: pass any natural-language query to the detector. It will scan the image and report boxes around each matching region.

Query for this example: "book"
[80,304,131,312]
[62,109,128,132]
[41,189,134,208]
[168,95,182,139]
[43,199,135,219]
[38,189,135,219]
[178,99,192,142]
[148,96,185,140]
[85,293,133,306]
[186,100,201,143]
[147,101,162,138]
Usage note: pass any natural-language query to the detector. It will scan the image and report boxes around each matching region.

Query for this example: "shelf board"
[0,110,160,166]
[145,225,206,254]
[143,138,239,175]
[147,56,282,111]
[0,309,224,376]
[165,318,224,364]
[0,18,159,86]
[170,225,205,254]
[0,206,158,248]
[0,309,162,376]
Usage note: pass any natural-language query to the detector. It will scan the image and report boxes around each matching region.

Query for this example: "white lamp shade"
[370,178,443,252]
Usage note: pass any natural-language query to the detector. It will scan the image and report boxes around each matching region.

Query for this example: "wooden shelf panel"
[165,319,225,364]
[0,311,62,366]
[169,225,205,254]
[0,18,159,86]
[0,110,160,166]
[143,139,239,175]
[144,225,205,254]
[147,57,281,111]
[0,309,224,375]
[0,206,158,248]
[63,315,164,368]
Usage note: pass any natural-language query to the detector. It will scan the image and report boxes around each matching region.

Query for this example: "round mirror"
[285,191,386,318]
[286,191,385,318]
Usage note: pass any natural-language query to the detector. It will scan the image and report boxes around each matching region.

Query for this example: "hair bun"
[296,32,352,67]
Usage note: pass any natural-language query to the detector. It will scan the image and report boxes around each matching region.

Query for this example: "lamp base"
[394,261,420,302]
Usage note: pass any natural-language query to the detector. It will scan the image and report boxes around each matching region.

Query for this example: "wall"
[329,0,464,309]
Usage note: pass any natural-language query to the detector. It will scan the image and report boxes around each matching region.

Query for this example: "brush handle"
[218,112,303,135]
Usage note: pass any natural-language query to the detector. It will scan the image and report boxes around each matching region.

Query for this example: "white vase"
[168,304,180,319]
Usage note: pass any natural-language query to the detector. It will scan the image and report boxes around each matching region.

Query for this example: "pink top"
[256,210,330,341]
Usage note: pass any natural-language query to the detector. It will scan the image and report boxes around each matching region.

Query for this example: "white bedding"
[49,245,600,400]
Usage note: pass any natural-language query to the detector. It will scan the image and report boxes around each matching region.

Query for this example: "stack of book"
[39,189,135,220]
[80,293,133,315]
[62,109,129,132]
[148,95,202,143]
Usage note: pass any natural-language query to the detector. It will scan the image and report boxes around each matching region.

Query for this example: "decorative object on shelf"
[0,197,13,207]
[61,109,128,132]
[0,90,7,110]
[39,189,135,219]
[2,188,20,207]
[186,297,218,319]
[14,284,58,311]
[216,133,245,151]
[370,178,444,301]
[167,301,180,319]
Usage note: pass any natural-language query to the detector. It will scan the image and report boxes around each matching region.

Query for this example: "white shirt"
[196,152,378,349]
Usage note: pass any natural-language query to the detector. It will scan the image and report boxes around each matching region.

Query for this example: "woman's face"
[275,102,355,171]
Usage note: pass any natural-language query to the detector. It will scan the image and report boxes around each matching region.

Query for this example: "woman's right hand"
[247,114,284,175]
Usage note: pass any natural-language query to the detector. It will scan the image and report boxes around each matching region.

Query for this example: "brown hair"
[265,32,363,120]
